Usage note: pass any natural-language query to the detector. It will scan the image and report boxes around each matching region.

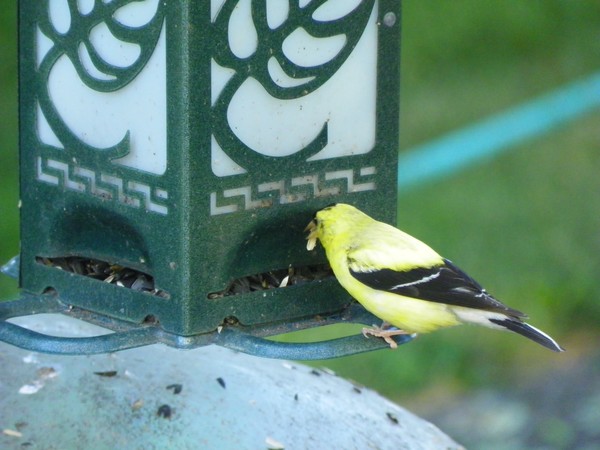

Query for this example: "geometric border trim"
[36,156,169,215]
[210,166,377,216]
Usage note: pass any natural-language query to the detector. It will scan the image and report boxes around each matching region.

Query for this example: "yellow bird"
[305,203,564,352]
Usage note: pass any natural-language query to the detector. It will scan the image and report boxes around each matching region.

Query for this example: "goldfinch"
[305,203,564,352]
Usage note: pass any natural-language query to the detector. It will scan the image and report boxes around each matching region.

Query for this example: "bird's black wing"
[349,258,525,317]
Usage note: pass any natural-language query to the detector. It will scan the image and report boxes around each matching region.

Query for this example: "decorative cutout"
[30,1,384,217]
[35,0,167,175]
[210,0,378,176]
[36,157,169,215]
[210,166,376,215]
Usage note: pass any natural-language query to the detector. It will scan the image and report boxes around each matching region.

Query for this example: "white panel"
[112,0,160,28]
[228,0,257,59]
[267,57,315,88]
[312,0,363,21]
[37,101,64,148]
[211,135,247,176]
[48,26,168,175]
[211,0,227,22]
[211,59,236,106]
[77,0,95,16]
[309,2,378,161]
[224,2,378,163]
[36,26,55,70]
[77,43,117,81]
[49,0,71,35]
[282,28,346,67]
[89,22,141,68]
[307,4,377,161]
[227,77,324,157]
[266,0,289,29]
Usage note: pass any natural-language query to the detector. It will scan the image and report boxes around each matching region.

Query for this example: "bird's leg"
[362,322,411,349]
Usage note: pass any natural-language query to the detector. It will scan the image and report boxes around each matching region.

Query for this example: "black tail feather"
[489,318,565,352]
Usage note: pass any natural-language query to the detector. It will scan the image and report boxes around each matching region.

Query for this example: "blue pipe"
[398,71,600,189]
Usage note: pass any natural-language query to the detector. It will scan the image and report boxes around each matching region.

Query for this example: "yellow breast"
[330,255,461,333]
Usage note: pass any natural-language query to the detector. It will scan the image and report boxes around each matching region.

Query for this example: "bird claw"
[362,325,411,349]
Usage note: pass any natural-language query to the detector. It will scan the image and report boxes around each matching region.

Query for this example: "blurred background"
[1,1,599,448]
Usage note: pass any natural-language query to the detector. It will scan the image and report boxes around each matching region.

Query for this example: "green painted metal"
[14,1,402,352]
[0,290,413,357]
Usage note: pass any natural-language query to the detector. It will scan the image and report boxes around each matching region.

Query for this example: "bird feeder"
[1,0,409,357]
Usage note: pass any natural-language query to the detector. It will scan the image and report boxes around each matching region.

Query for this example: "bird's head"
[305,203,364,251]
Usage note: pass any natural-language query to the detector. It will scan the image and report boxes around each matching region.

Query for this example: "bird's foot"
[362,324,411,349]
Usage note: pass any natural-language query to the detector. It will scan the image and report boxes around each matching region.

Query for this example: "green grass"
[400,0,600,147]
[1,0,599,405]
[0,1,18,299]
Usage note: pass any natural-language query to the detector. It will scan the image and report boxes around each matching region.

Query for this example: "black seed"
[386,412,399,424]
[166,383,183,394]
[157,404,172,419]
[94,370,117,377]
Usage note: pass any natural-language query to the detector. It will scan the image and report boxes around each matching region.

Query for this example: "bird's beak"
[304,219,318,251]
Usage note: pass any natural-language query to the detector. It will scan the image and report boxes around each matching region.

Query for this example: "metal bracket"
[1,257,413,359]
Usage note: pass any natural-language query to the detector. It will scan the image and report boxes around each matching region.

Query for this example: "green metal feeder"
[2,0,409,357]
